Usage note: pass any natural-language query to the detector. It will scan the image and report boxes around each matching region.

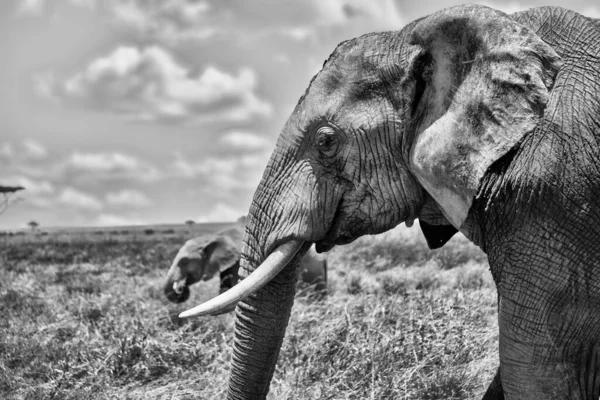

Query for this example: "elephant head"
[180,5,571,399]
[164,228,241,304]
[164,226,326,306]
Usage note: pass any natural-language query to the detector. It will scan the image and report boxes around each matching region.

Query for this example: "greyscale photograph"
[1,1,599,399]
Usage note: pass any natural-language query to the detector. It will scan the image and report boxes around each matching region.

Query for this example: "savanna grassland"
[0,222,498,400]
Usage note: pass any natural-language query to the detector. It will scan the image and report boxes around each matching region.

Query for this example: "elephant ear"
[202,235,241,281]
[408,4,562,228]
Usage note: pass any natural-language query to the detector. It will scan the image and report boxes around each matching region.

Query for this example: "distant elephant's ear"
[202,235,241,281]
[408,4,562,228]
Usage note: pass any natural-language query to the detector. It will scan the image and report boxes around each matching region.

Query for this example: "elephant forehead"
[299,70,395,128]
[299,41,416,125]
[176,238,209,258]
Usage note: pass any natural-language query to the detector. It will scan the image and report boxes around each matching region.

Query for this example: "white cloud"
[197,202,245,223]
[16,0,46,15]
[16,0,96,15]
[581,6,600,18]
[69,151,139,172]
[93,213,144,227]
[221,131,273,150]
[79,0,406,44]
[44,46,271,124]
[32,72,58,101]
[58,187,103,211]
[108,0,215,43]
[0,143,14,159]
[70,0,96,9]
[171,152,268,190]
[0,139,48,162]
[22,139,48,160]
[312,0,404,29]
[273,54,291,64]
[66,151,160,182]
[105,189,152,207]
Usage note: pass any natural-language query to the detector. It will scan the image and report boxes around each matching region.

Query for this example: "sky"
[1,0,598,229]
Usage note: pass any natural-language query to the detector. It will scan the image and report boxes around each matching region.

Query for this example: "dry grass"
[0,223,498,399]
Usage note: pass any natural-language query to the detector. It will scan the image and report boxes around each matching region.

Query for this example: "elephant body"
[163,224,326,306]
[474,9,600,397]
[182,5,600,399]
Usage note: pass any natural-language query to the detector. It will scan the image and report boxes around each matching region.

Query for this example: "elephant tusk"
[178,240,304,319]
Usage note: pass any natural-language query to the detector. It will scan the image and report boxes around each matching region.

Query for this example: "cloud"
[58,187,103,211]
[50,0,404,44]
[16,0,46,15]
[19,0,404,46]
[93,213,144,227]
[171,151,269,190]
[221,130,273,151]
[22,139,48,160]
[70,0,96,9]
[66,151,160,182]
[0,139,47,162]
[581,6,600,18]
[105,189,152,207]
[32,72,58,101]
[197,202,246,223]
[107,0,215,43]
[311,0,404,29]
[42,45,272,124]
[0,143,14,160]
[16,0,96,15]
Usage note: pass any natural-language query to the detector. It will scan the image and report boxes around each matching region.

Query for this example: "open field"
[0,222,498,399]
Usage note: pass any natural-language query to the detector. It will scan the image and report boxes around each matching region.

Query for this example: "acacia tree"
[28,220,39,232]
[0,185,24,215]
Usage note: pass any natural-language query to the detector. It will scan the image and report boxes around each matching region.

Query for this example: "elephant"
[180,5,600,399]
[163,225,327,311]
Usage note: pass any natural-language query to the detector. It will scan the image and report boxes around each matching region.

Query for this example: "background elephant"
[164,225,327,307]
[182,5,600,400]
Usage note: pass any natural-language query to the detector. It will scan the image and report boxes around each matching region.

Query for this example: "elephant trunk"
[164,262,189,303]
[227,206,311,399]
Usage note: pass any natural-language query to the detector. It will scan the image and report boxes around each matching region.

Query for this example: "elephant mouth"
[164,276,191,303]
[164,284,190,303]
[315,203,356,253]
[315,232,354,253]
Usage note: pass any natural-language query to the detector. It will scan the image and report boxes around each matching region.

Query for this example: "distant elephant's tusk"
[179,240,304,319]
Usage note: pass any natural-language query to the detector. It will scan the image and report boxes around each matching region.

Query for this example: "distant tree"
[185,220,196,226]
[27,220,39,232]
[0,185,24,215]
[237,215,247,224]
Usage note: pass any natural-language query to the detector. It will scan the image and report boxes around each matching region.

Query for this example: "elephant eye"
[315,125,339,155]
[178,257,189,267]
